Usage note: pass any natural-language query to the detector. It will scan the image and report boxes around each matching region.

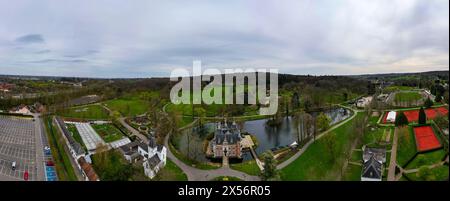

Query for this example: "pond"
[244,107,352,155]
[174,107,352,163]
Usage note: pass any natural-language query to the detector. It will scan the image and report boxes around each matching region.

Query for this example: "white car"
[11,161,16,170]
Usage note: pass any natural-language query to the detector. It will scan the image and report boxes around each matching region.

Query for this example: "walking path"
[164,134,260,181]
[118,117,149,144]
[276,106,358,170]
[387,127,399,181]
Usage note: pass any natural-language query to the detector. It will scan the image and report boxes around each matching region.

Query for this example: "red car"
[46,161,55,166]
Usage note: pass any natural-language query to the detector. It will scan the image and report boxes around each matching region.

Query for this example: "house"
[142,136,167,179]
[29,102,46,113]
[0,82,14,92]
[386,111,396,123]
[207,121,243,159]
[361,147,386,181]
[78,156,99,181]
[55,117,86,160]
[9,105,31,115]
[118,141,147,163]
[356,96,373,108]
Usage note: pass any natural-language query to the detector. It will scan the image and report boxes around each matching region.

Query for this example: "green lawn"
[152,159,188,181]
[91,124,124,143]
[405,149,447,169]
[104,97,150,117]
[168,142,221,170]
[396,126,417,167]
[66,123,87,151]
[383,86,416,93]
[342,164,361,181]
[280,112,364,180]
[405,165,449,181]
[230,160,261,176]
[394,91,423,103]
[59,104,109,120]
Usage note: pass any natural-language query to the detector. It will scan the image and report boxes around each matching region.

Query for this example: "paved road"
[32,114,46,181]
[164,134,260,181]
[276,107,358,170]
[387,127,398,181]
[118,117,148,144]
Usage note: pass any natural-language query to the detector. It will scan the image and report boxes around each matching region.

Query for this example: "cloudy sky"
[0,0,448,78]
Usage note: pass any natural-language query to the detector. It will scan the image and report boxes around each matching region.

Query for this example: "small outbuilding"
[386,111,396,123]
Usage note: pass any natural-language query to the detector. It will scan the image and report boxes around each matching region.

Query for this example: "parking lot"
[0,115,44,181]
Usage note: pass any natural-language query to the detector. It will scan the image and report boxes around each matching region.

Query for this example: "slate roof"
[55,117,85,156]
[362,156,383,180]
[147,154,161,169]
[363,147,386,163]
[214,122,242,145]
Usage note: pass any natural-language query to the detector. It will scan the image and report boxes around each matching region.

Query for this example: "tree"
[395,111,409,127]
[293,111,304,144]
[323,133,337,163]
[291,92,300,109]
[260,151,279,181]
[418,107,427,125]
[424,97,433,108]
[434,93,442,103]
[316,112,331,131]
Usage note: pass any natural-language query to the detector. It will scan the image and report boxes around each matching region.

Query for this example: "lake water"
[176,107,352,162]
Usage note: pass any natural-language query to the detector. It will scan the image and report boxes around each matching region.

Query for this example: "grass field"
[405,165,449,181]
[394,91,423,103]
[405,149,447,169]
[91,124,124,143]
[383,86,416,93]
[342,164,361,181]
[396,126,417,167]
[59,104,109,120]
[152,159,188,181]
[230,160,261,176]
[280,112,364,180]
[66,123,87,151]
[104,97,150,117]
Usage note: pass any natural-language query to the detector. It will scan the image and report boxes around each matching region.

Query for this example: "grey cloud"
[0,0,447,77]
[15,34,44,44]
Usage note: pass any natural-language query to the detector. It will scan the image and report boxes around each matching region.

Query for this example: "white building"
[386,111,396,123]
[142,136,167,179]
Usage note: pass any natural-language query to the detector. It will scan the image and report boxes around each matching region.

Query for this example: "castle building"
[208,121,243,159]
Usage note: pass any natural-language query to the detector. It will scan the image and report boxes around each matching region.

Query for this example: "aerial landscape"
[0,0,448,183]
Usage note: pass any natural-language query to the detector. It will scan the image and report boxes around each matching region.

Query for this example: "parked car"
[11,161,16,170]
[46,161,55,166]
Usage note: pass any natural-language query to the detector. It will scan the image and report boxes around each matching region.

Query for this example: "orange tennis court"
[413,126,441,152]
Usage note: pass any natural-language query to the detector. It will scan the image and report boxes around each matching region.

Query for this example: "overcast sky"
[0,0,448,78]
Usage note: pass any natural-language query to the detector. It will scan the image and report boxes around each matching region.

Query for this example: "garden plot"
[66,122,105,151]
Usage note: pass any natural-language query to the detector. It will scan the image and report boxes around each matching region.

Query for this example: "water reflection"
[176,107,352,162]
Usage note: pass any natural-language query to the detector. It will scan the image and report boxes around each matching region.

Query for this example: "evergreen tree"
[395,111,409,127]
[423,97,433,108]
[418,107,427,124]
